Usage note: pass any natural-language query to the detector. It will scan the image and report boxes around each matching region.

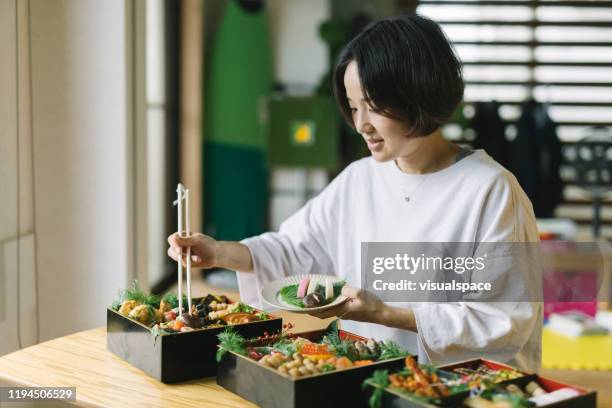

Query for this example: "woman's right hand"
[167,232,219,269]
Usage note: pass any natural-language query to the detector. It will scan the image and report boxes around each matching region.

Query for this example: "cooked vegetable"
[128,304,156,326]
[159,299,173,313]
[118,300,140,316]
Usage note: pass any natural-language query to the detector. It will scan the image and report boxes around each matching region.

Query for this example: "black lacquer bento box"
[365,358,597,408]
[216,328,408,408]
[107,306,282,383]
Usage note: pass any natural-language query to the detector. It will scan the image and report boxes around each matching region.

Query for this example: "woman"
[168,14,541,371]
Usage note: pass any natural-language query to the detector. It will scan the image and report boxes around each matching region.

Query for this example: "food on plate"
[303,292,325,308]
[297,277,311,298]
[279,277,345,308]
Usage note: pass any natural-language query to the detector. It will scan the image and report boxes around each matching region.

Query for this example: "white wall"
[266,0,331,230]
[30,0,132,341]
[268,0,330,91]
[1,0,38,354]
[0,0,134,354]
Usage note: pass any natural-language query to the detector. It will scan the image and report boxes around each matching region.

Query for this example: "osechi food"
[388,356,451,399]
[216,320,410,379]
[111,282,269,334]
[280,277,345,308]
[449,364,524,387]
[366,359,541,408]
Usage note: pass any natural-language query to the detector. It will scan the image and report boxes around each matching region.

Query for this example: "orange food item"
[222,313,260,325]
[300,343,330,355]
[354,360,374,367]
[174,321,184,330]
[335,357,354,369]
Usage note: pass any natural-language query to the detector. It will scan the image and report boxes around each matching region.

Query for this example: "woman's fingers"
[341,285,361,298]
[167,247,179,262]
[167,232,199,251]
[166,247,201,265]
[308,303,349,319]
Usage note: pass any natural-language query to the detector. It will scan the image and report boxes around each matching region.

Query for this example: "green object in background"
[203,143,267,241]
[203,0,272,241]
[204,0,272,149]
[268,96,338,168]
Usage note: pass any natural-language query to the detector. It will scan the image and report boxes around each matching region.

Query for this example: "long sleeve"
[235,166,347,309]
[413,171,542,372]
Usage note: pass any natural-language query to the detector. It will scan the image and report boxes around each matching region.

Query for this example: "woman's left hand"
[307,285,387,323]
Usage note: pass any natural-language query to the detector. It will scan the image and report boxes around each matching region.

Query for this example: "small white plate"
[261,274,348,314]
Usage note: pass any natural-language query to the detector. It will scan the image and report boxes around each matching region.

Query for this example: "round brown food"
[303,292,325,308]
[177,312,205,328]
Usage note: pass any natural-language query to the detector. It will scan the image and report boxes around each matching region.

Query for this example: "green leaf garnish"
[216,327,247,362]
[363,369,390,408]
[378,340,410,361]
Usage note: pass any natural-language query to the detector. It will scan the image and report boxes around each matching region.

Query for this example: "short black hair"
[333,14,464,137]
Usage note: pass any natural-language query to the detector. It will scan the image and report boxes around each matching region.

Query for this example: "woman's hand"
[308,285,417,331]
[308,286,386,322]
[167,232,219,269]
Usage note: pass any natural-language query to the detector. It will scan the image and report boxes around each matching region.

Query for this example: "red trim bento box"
[364,358,596,408]
[216,327,409,408]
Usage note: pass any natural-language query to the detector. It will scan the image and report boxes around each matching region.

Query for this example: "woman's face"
[344,60,419,162]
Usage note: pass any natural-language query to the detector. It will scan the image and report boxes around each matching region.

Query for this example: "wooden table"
[0,312,332,408]
[0,313,610,407]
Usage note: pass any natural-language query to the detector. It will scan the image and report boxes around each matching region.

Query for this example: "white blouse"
[236,150,542,372]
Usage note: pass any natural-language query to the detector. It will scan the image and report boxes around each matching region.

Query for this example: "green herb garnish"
[257,311,270,320]
[113,280,160,309]
[378,340,410,361]
[363,369,390,408]
[234,303,255,313]
[161,292,189,309]
[278,284,304,308]
[216,327,247,362]
[271,338,297,356]
[321,319,359,361]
